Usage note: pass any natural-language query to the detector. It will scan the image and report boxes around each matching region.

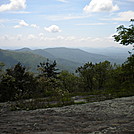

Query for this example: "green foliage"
[0,63,37,102]
[0,21,133,107]
[122,54,134,77]
[37,59,59,78]
[0,55,133,110]
[0,74,16,102]
[76,62,95,91]
[94,61,113,90]
[0,47,130,74]
[36,60,63,98]
[0,62,5,81]
[37,77,62,97]
[9,96,74,111]
[76,61,113,91]
[113,20,134,46]
[59,70,80,93]
[0,62,5,71]
[121,54,134,89]
[112,20,134,95]
[0,49,47,72]
[7,63,37,99]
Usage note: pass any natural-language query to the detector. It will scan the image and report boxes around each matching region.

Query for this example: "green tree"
[1,62,37,101]
[121,54,134,89]
[76,61,114,92]
[37,60,61,97]
[108,55,134,97]
[37,59,59,79]
[94,61,112,90]
[0,62,5,81]
[59,70,80,93]
[76,62,95,91]
[113,20,134,46]
[37,76,62,97]
[112,20,134,96]
[0,75,16,102]
[0,62,4,71]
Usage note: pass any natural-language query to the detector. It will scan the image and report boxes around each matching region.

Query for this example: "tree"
[113,20,134,46]
[76,61,113,91]
[76,62,95,91]
[37,60,61,97]
[94,61,112,90]
[108,55,134,96]
[37,59,59,79]
[0,62,5,81]
[121,54,134,87]
[59,70,80,93]
[0,75,16,102]
[0,62,4,71]
[0,62,37,101]
[113,20,134,94]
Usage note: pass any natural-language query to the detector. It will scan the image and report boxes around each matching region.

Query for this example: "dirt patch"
[0,96,134,134]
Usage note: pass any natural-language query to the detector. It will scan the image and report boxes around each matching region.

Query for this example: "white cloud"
[57,0,68,3]
[39,33,44,37]
[10,11,31,14]
[14,20,39,28]
[30,24,39,28]
[41,14,91,21]
[44,25,61,33]
[19,20,29,26]
[2,35,10,40]
[0,19,9,23]
[42,14,91,21]
[14,25,21,28]
[76,23,107,26]
[113,11,134,21]
[127,0,134,2]
[0,34,122,48]
[28,34,36,40]
[65,36,76,41]
[57,36,64,40]
[0,24,5,28]
[39,33,45,40]
[14,20,29,28]
[84,0,119,13]
[16,34,22,40]
[0,0,26,12]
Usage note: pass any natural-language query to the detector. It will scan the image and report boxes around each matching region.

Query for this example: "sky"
[0,0,134,49]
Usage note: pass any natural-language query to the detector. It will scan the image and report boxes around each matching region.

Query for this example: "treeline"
[0,55,134,103]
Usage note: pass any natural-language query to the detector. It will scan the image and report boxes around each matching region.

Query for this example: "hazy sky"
[0,0,134,49]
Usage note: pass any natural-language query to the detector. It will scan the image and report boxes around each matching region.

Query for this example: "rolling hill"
[16,47,120,64]
[0,49,47,72]
[81,47,131,63]
[0,49,81,72]
[0,47,128,73]
[44,47,116,64]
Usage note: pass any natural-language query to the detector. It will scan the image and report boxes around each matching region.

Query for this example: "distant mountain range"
[0,47,130,72]
[81,46,131,62]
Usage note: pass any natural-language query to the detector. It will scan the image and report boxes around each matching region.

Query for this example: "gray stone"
[0,96,134,134]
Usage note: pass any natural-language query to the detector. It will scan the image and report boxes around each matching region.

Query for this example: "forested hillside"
[15,47,126,64]
[0,49,47,72]
[0,54,133,108]
[0,49,81,72]
[0,47,125,73]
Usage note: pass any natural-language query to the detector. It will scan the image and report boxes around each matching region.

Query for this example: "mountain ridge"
[0,47,129,72]
[15,47,118,64]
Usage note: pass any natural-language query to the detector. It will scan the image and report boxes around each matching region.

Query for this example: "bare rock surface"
[0,96,134,134]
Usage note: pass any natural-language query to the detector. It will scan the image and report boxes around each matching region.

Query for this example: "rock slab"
[0,96,134,134]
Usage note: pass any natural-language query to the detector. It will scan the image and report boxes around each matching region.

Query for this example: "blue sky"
[0,0,134,49]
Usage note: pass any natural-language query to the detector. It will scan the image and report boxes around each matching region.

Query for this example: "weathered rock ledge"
[0,96,134,134]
